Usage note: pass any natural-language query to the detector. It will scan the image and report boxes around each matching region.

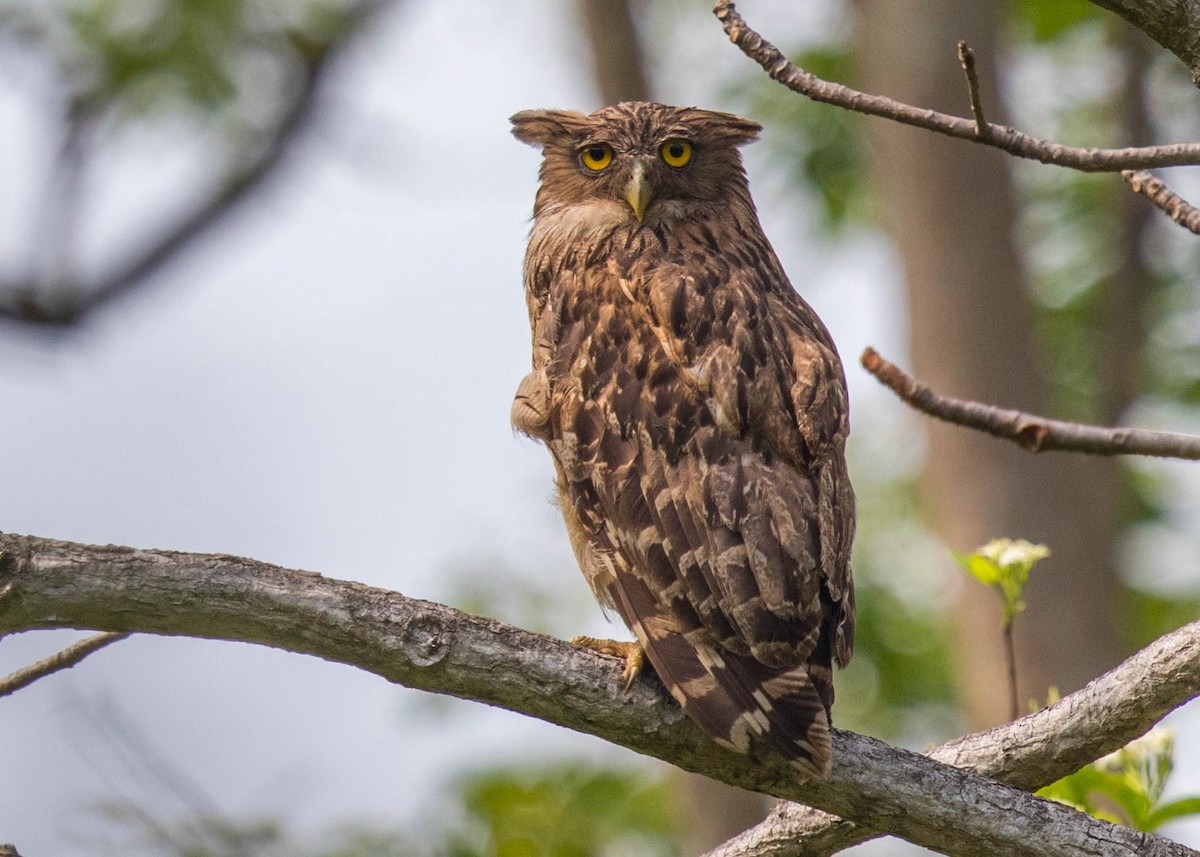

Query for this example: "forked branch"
[0,533,1197,857]
[861,348,1200,460]
[712,0,1200,172]
[0,631,129,698]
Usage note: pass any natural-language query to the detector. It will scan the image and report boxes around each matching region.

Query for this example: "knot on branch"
[401,610,451,667]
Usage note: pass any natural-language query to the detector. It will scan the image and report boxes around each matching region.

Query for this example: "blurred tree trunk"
[576,1,768,848]
[854,0,1125,727]
[577,0,650,106]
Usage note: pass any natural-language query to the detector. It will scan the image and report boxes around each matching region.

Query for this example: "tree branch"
[711,0,1200,172]
[1122,170,1200,235]
[0,533,1197,856]
[0,631,128,698]
[1088,0,1200,86]
[708,615,1200,856]
[861,347,1200,459]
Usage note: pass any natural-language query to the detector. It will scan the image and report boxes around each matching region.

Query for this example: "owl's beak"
[623,163,654,223]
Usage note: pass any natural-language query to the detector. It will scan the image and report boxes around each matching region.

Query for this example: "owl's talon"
[571,636,645,693]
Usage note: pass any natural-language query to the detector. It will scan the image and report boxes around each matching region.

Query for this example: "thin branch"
[0,631,128,698]
[707,618,1200,856]
[956,40,988,137]
[1123,170,1200,235]
[0,533,1197,857]
[711,0,1200,172]
[861,347,1200,459]
[1003,622,1019,723]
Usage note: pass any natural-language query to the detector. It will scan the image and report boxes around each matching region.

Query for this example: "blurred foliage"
[729,42,866,234]
[4,0,370,141]
[69,0,244,111]
[440,764,681,857]
[1010,0,1103,42]
[835,470,962,741]
[1039,728,1200,832]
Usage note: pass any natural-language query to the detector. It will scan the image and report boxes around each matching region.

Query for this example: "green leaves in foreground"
[1039,728,1200,832]
[954,538,1051,628]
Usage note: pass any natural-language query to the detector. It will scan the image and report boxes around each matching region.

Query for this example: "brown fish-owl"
[510,101,855,777]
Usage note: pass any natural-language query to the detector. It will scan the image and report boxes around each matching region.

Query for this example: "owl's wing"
[548,256,853,775]
[555,445,834,776]
[634,254,857,671]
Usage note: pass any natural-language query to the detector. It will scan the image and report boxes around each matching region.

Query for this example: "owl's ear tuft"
[510,109,590,148]
[710,114,762,147]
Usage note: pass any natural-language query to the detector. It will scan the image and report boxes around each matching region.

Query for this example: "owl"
[510,102,855,778]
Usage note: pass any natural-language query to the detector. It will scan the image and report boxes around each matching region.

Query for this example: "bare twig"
[1122,170,1200,235]
[0,533,1197,857]
[707,618,1200,856]
[712,0,1200,172]
[861,347,1200,459]
[0,631,128,698]
[956,40,988,137]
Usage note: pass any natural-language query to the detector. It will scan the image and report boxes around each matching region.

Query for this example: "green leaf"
[1146,797,1200,832]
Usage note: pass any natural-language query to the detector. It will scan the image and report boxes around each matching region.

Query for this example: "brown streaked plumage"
[510,101,855,778]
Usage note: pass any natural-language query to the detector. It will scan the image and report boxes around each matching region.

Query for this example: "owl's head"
[511,101,761,225]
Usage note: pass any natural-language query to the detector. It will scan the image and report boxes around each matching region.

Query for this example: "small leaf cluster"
[1039,728,1200,832]
[953,538,1051,628]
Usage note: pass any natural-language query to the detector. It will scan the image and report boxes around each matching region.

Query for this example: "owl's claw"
[571,636,645,693]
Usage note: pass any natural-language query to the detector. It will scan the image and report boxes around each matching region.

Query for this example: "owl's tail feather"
[606,572,832,778]
[716,650,832,778]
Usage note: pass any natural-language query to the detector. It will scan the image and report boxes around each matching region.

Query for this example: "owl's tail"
[618,593,833,778]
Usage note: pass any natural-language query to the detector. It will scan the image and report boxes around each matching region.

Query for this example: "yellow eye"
[660,139,693,168]
[580,143,614,171]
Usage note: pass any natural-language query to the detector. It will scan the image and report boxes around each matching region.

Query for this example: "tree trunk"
[855,0,1124,727]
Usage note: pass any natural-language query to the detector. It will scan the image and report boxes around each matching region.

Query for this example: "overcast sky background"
[0,1,1198,855]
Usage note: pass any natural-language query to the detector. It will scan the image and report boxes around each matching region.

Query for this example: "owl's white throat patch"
[535,199,631,245]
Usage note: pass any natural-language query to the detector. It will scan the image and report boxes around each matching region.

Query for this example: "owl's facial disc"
[623,161,654,222]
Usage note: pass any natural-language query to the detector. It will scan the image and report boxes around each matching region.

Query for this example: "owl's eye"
[580,143,614,171]
[660,139,693,168]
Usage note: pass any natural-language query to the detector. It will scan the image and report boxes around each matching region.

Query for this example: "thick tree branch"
[0,533,1197,856]
[1123,170,1200,235]
[712,0,1200,172]
[861,347,1200,459]
[1088,0,1200,86]
[0,631,128,698]
[708,616,1200,856]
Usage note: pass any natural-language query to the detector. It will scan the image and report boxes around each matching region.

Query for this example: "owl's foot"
[571,636,645,693]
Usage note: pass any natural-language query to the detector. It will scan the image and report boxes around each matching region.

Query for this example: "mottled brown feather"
[512,102,855,777]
